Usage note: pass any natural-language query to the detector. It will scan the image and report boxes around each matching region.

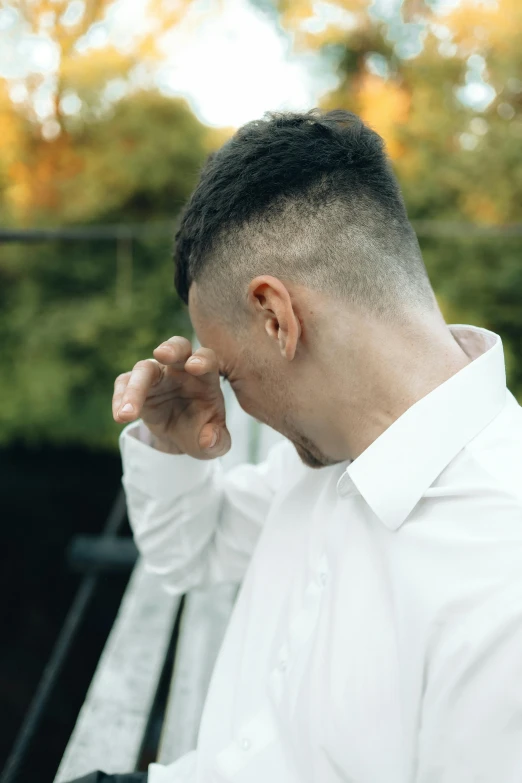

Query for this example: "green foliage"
[421,236,522,393]
[0,236,192,447]
[0,91,212,448]
[58,91,211,224]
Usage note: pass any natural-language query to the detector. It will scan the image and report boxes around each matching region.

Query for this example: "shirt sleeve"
[415,580,522,783]
[119,420,298,595]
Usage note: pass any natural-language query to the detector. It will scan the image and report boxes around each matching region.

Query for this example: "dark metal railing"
[0,222,175,243]
[0,490,128,783]
[1,220,522,245]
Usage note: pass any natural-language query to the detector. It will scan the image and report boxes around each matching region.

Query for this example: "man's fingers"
[198,422,232,457]
[112,371,131,420]
[183,347,220,384]
[115,359,162,422]
[153,336,193,369]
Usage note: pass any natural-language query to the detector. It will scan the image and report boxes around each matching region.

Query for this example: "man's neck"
[323,315,472,462]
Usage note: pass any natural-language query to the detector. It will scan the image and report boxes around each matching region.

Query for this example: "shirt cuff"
[119,420,214,499]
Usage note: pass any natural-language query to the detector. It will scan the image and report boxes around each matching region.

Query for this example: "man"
[87,110,522,782]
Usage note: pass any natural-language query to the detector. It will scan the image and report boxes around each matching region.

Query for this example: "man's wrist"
[149,433,184,455]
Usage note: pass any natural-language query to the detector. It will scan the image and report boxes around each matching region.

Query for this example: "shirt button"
[278,658,287,671]
[318,571,328,587]
[240,737,251,751]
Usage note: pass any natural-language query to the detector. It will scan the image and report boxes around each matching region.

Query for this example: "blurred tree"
[277,0,522,220]
[0,0,223,224]
[0,100,210,445]
[8,89,215,225]
[0,1,233,446]
[5,0,192,120]
[0,86,228,447]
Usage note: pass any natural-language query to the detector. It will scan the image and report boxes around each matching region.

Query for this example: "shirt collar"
[342,324,507,532]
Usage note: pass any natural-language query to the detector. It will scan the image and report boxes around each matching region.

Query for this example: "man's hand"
[112,336,231,459]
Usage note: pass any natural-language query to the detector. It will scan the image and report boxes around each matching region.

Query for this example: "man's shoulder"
[394,392,522,646]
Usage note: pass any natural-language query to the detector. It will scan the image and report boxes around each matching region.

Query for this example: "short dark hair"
[174,108,435,321]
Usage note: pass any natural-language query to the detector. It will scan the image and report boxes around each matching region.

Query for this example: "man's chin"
[292,441,338,469]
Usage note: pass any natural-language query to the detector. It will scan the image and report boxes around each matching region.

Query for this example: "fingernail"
[188,357,203,365]
[120,403,134,414]
[209,429,218,448]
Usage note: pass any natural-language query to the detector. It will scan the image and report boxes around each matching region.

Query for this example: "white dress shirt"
[119,324,522,783]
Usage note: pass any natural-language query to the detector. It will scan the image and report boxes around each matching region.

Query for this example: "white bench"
[54,385,282,780]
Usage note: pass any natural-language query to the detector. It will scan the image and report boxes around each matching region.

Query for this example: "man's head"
[174,109,440,467]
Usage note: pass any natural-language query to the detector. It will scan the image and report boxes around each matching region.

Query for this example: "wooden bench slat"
[54,562,181,781]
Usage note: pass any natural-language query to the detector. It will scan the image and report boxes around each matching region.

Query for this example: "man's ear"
[247,275,301,360]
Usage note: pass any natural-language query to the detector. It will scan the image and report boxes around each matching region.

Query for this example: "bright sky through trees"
[153,0,338,127]
[0,0,338,128]
[0,0,498,129]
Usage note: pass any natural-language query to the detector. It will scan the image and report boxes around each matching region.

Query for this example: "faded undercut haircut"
[173,109,436,323]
